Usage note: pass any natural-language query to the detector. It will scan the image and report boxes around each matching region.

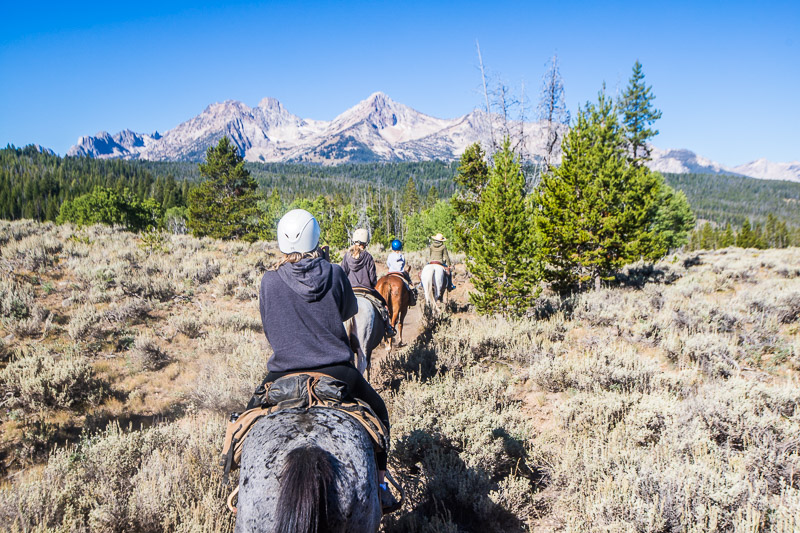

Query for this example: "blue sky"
[1,0,798,165]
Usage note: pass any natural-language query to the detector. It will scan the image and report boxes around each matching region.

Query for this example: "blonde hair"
[348,242,365,260]
[273,247,322,270]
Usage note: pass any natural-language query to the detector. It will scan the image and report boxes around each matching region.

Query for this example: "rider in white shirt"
[387,239,414,288]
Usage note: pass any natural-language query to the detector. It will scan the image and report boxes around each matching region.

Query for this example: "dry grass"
[1,220,799,532]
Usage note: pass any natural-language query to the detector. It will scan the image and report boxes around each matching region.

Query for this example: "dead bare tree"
[475,42,533,161]
[536,54,570,170]
[476,41,498,155]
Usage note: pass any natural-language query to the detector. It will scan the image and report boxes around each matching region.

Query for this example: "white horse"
[343,294,384,379]
[420,263,448,315]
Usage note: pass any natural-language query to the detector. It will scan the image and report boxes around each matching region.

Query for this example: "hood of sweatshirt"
[277,257,333,302]
[431,241,446,253]
[344,251,371,272]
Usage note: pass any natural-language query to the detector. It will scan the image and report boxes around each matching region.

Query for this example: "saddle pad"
[354,291,386,313]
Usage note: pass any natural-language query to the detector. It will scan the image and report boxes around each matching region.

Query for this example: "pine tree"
[775,220,790,248]
[400,176,421,218]
[699,222,715,250]
[649,181,695,253]
[451,143,489,252]
[425,185,438,209]
[765,213,777,247]
[736,218,755,248]
[468,138,541,317]
[187,137,260,242]
[719,223,735,248]
[257,189,284,241]
[619,61,662,165]
[534,90,661,291]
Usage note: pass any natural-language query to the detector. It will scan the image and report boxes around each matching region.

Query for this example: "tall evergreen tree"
[451,143,489,252]
[619,60,662,165]
[257,189,285,241]
[736,218,755,248]
[534,90,661,290]
[699,222,715,250]
[187,137,260,241]
[719,223,735,248]
[400,177,421,218]
[425,185,439,209]
[468,139,541,317]
[649,181,695,253]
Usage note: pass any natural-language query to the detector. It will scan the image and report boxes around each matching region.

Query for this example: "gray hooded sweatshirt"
[259,257,358,372]
[340,251,377,289]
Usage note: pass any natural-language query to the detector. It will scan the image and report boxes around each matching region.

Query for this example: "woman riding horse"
[341,228,396,338]
[252,209,399,512]
[429,232,456,291]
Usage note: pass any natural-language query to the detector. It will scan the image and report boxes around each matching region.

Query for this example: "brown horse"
[376,273,411,351]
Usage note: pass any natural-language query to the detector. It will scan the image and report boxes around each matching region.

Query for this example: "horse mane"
[275,446,335,533]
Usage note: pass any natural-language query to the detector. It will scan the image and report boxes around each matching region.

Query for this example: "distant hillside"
[3,146,800,231]
[131,159,459,200]
[663,173,800,227]
[0,145,188,222]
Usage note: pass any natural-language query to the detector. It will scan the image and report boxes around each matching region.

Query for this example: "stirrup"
[380,471,404,514]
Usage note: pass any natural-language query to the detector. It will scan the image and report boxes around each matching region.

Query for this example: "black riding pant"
[250,361,389,470]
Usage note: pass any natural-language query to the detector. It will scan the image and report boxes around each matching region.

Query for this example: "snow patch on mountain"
[731,159,800,182]
[646,147,738,176]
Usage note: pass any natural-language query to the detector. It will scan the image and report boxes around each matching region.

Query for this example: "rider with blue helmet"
[387,239,416,305]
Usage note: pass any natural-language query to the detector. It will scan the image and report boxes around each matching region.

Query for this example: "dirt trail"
[370,263,470,365]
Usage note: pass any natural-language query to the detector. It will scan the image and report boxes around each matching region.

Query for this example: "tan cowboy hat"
[431,233,447,242]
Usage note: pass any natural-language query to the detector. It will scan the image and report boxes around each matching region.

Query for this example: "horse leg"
[355,346,367,375]
[388,298,400,352]
[397,317,404,346]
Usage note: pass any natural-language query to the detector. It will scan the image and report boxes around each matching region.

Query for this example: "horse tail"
[275,446,334,533]
[424,268,436,307]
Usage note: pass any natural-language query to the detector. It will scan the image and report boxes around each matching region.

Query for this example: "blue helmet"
[391,239,403,251]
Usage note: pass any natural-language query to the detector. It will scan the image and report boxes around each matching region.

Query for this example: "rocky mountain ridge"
[67,93,800,182]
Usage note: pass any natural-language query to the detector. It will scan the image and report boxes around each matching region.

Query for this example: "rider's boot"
[380,482,401,514]
[447,271,456,291]
[380,306,396,338]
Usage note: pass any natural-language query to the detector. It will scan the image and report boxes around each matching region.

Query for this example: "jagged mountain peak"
[258,96,284,111]
[65,94,799,181]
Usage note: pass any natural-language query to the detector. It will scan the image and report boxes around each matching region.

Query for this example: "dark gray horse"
[234,407,381,533]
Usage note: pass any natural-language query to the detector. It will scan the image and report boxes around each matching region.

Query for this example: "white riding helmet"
[352,228,370,245]
[277,209,320,254]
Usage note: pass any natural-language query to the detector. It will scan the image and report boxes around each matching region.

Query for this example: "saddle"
[220,372,393,513]
[353,286,382,304]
